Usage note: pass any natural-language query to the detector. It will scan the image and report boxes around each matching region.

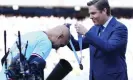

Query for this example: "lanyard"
[69,34,83,70]
[64,23,83,70]
[78,34,83,63]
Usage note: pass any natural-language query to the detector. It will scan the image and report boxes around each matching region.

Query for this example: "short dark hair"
[87,0,111,15]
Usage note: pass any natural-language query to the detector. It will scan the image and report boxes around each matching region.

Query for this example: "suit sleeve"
[67,35,89,51]
[84,25,128,53]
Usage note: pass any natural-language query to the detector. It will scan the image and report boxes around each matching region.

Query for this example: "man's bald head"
[57,24,70,40]
[47,24,70,50]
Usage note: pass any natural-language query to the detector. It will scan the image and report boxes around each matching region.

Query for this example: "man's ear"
[103,8,107,14]
[58,34,64,39]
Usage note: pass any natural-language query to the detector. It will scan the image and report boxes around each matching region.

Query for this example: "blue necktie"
[98,26,104,36]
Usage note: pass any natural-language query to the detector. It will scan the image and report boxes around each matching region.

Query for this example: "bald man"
[3,24,70,79]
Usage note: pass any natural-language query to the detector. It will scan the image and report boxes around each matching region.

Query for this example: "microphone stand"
[17,31,25,80]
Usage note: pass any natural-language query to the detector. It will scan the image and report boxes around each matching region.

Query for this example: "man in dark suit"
[67,0,128,80]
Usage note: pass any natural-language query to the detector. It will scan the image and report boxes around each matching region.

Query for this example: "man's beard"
[52,44,59,50]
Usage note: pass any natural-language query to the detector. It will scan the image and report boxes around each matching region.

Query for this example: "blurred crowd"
[0,15,133,80]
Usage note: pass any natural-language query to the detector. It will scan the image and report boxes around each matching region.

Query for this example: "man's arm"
[84,25,128,53]
[29,40,52,70]
[32,40,52,60]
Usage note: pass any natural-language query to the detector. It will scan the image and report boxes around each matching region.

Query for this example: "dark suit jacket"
[67,17,128,80]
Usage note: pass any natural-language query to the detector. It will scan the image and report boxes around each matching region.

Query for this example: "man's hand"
[75,23,88,35]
